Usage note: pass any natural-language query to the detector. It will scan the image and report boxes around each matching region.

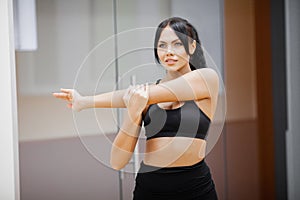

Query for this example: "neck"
[164,64,192,81]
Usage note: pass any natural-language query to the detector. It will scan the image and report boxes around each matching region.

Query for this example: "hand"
[123,83,149,121]
[52,88,85,112]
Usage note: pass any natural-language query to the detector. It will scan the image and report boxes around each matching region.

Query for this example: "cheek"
[177,50,189,61]
[173,46,187,56]
[157,50,164,61]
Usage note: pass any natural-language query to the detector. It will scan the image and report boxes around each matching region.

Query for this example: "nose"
[166,47,174,56]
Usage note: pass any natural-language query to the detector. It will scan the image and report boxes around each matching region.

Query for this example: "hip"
[134,159,216,197]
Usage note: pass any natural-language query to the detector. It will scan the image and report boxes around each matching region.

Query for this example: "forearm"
[82,89,127,109]
[110,111,142,170]
[118,111,142,139]
[113,112,142,151]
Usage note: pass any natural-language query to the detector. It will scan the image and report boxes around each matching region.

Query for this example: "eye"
[174,42,183,46]
[158,43,166,48]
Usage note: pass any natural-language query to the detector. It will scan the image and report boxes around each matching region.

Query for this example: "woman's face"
[157,26,194,72]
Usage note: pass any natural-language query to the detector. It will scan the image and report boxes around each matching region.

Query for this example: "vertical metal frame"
[271,0,288,199]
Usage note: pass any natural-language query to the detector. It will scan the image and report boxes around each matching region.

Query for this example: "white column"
[0,0,20,199]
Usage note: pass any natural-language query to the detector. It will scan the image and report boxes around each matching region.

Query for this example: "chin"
[163,66,179,72]
[162,63,179,70]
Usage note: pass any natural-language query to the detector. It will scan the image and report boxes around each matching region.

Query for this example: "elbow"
[110,147,132,171]
[110,163,123,171]
[110,158,126,171]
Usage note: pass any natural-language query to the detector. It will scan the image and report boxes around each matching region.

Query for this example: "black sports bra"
[142,80,211,140]
[143,100,210,140]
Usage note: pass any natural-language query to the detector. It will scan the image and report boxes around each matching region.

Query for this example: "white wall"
[0,0,20,199]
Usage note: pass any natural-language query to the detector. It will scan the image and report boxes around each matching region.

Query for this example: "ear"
[189,40,196,55]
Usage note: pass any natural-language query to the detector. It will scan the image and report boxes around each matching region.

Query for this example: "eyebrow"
[158,39,181,43]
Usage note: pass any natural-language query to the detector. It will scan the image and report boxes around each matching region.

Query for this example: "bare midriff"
[143,137,206,167]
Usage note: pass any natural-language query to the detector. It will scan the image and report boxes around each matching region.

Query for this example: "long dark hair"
[154,17,207,70]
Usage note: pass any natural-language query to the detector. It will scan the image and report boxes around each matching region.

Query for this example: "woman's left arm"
[92,68,219,107]
[147,68,219,104]
[110,110,142,170]
[110,84,148,170]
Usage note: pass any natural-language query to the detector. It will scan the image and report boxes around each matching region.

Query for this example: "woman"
[53,17,219,200]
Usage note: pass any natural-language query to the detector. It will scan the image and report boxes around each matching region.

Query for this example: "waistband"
[138,159,207,174]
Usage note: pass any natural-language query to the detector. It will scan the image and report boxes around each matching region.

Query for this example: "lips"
[165,58,178,64]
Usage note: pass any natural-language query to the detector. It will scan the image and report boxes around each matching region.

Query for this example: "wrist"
[80,96,94,110]
[124,111,142,125]
[128,112,142,124]
[121,115,142,137]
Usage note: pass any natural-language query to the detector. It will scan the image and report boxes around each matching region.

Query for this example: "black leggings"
[133,159,218,200]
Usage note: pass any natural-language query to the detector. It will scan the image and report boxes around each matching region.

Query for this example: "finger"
[142,83,146,91]
[60,88,73,93]
[53,92,73,103]
[139,84,146,95]
[67,103,72,109]
[128,86,134,95]
[138,84,143,90]
[123,87,131,98]
[135,84,143,91]
[134,85,145,95]
[145,82,149,98]
[130,84,139,94]
[133,85,139,92]
[52,92,60,97]
[135,85,143,94]
[125,85,136,99]
[67,93,73,102]
[142,83,148,92]
[52,92,69,99]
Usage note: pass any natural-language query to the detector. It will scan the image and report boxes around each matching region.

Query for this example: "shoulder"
[194,68,219,82]
[194,68,219,89]
[190,68,219,101]
[187,68,219,88]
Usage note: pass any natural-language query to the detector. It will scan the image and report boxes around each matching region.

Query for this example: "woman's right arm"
[52,68,219,112]
[52,88,127,111]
